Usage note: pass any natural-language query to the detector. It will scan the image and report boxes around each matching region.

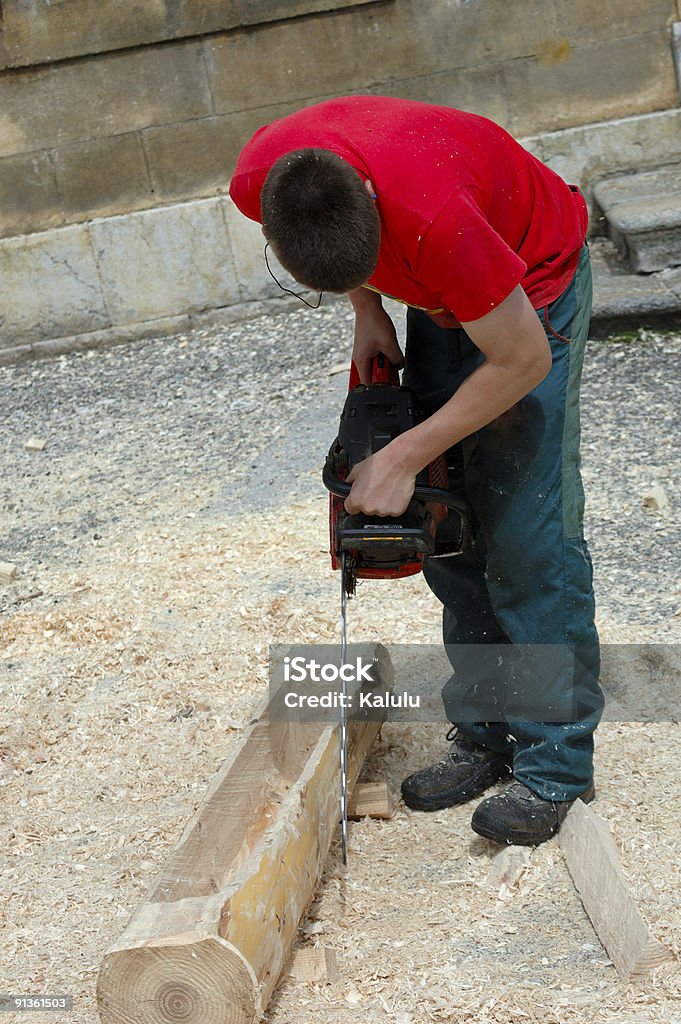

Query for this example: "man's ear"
[364,179,376,199]
[261,225,268,239]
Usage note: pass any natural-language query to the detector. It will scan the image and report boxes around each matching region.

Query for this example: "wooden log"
[347,780,393,820]
[97,644,393,1024]
[559,799,671,980]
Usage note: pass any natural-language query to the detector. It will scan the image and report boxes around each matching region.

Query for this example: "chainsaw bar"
[339,551,349,866]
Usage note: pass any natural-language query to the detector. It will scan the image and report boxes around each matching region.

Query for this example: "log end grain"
[97,936,259,1024]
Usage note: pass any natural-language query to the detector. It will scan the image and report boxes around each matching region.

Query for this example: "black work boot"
[401,730,512,812]
[471,779,596,846]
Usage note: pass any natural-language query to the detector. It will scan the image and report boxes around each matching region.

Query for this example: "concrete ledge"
[1,239,679,365]
[0,195,304,354]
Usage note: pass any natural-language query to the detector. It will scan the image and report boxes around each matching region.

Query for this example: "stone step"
[588,235,681,337]
[593,163,681,273]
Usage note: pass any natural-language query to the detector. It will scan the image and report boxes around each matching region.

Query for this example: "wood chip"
[642,484,669,511]
[0,561,17,584]
[25,436,47,451]
[487,845,531,888]
[287,947,338,985]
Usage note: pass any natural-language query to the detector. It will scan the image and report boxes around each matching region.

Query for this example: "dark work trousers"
[403,245,603,801]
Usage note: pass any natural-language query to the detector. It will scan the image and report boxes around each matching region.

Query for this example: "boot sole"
[401,758,511,812]
[471,782,596,846]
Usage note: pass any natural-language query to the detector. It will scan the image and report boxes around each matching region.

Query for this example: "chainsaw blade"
[339,552,349,866]
[342,554,357,597]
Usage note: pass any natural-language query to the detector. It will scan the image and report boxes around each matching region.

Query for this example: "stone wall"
[1,0,678,241]
[0,0,679,356]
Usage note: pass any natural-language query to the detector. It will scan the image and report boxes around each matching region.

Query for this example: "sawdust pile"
[1,493,679,1024]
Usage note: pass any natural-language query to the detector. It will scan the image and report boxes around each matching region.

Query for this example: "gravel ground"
[1,302,680,630]
[1,304,680,1024]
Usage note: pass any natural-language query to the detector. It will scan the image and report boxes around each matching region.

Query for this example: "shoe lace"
[445,725,458,743]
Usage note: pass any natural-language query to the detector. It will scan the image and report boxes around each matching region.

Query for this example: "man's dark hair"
[261,148,380,293]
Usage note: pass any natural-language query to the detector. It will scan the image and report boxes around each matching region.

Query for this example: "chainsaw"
[322,353,475,862]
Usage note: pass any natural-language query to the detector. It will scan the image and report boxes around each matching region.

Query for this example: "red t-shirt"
[229,96,588,323]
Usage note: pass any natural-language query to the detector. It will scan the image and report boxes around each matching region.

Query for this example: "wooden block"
[25,436,47,451]
[487,845,531,888]
[347,780,393,820]
[559,800,671,980]
[287,946,338,985]
[97,644,393,1024]
[0,562,17,584]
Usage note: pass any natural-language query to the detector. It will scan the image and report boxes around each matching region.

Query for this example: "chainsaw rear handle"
[322,460,472,518]
[349,352,401,390]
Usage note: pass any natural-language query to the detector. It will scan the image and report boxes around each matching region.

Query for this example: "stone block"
[594,166,681,272]
[205,0,556,115]
[145,104,335,203]
[0,42,213,159]
[0,0,381,69]
[374,64,511,132]
[523,110,681,203]
[553,0,676,46]
[53,133,152,220]
[506,31,679,137]
[661,265,681,298]
[0,150,63,238]
[223,197,302,303]
[142,117,236,203]
[89,198,240,323]
[673,22,681,95]
[0,225,109,346]
[0,0,167,68]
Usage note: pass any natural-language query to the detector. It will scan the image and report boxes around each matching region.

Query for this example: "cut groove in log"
[559,799,671,980]
[97,644,393,1024]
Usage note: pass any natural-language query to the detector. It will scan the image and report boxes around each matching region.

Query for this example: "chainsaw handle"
[322,461,472,517]
[349,353,400,390]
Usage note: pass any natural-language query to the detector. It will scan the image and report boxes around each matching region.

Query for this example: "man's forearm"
[391,356,548,475]
[347,286,383,314]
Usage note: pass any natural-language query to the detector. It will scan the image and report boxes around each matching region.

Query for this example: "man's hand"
[345,444,416,517]
[347,287,404,384]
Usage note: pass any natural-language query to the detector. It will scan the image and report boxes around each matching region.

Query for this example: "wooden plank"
[97,644,393,1024]
[347,780,393,820]
[559,800,671,980]
[287,946,338,985]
